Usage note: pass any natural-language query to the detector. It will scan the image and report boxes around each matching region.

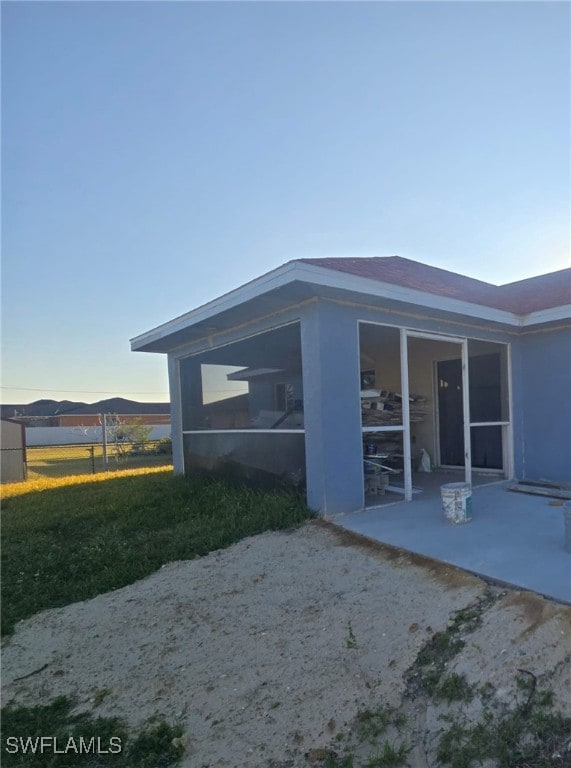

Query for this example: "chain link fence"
[2,439,173,482]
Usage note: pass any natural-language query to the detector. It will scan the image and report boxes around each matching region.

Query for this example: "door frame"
[402,330,471,501]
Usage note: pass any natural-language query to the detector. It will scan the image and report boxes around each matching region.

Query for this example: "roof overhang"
[131,261,571,354]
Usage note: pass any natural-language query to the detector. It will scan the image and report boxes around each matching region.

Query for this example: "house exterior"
[131,257,571,516]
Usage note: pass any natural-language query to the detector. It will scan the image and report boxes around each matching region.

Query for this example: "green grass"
[436,677,571,768]
[1,696,183,767]
[412,593,497,699]
[321,707,409,767]
[25,443,171,480]
[1,468,313,635]
[430,673,475,704]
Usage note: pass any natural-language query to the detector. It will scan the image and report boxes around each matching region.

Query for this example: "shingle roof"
[298,256,571,313]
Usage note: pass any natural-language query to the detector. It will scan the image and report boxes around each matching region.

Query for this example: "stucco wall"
[514,325,571,483]
[167,294,571,512]
[302,301,363,514]
[170,297,519,514]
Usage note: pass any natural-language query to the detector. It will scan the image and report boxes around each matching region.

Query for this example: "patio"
[333,474,571,604]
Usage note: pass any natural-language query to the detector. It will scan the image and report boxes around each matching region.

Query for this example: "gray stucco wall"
[167,293,569,513]
[301,301,363,514]
[300,300,515,513]
[514,325,571,483]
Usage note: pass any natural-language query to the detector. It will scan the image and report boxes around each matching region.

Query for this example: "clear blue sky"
[2,1,569,403]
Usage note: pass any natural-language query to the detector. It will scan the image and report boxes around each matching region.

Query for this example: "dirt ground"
[3,520,571,767]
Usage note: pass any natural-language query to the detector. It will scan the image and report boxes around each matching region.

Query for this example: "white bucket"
[441,482,472,524]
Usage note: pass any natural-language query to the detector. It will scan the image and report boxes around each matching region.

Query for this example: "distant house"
[52,399,171,427]
[1,418,27,483]
[1,399,171,447]
[131,256,571,515]
[2,399,170,428]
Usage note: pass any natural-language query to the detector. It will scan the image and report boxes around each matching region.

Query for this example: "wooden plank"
[518,479,571,491]
[508,484,571,501]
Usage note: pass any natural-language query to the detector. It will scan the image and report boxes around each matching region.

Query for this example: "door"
[469,353,503,469]
[438,355,502,469]
[437,359,464,465]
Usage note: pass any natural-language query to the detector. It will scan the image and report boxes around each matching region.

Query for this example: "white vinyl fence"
[26,425,171,446]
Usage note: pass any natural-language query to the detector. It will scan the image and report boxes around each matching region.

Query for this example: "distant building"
[1,418,27,483]
[2,398,170,428]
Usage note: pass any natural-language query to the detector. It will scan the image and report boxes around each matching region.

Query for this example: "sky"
[2,0,569,404]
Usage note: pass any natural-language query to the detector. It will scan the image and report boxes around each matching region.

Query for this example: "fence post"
[101,414,108,470]
[88,445,95,474]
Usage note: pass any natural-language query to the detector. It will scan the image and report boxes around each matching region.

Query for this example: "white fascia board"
[519,304,571,327]
[130,261,301,351]
[293,262,519,326]
[132,260,528,352]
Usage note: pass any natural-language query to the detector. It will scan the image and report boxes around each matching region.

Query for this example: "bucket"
[441,482,472,524]
[564,502,571,553]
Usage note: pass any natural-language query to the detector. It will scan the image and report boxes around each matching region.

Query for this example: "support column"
[301,302,363,515]
[168,354,184,475]
[461,340,472,486]
[400,329,412,501]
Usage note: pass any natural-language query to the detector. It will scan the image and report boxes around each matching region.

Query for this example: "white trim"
[131,262,301,350]
[356,318,366,511]
[405,330,467,344]
[361,324,514,489]
[134,261,562,352]
[182,429,305,435]
[433,360,441,466]
[520,304,571,326]
[362,426,405,433]
[169,355,184,474]
[505,342,515,479]
[400,328,413,502]
[294,263,520,325]
[461,339,472,486]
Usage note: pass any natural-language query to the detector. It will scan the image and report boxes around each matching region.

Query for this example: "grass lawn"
[1,467,313,636]
[25,443,171,479]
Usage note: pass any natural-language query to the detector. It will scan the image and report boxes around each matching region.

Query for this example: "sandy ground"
[2,520,570,767]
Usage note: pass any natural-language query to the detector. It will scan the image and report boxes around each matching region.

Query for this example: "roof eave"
[519,304,571,327]
[132,261,569,354]
[130,261,300,352]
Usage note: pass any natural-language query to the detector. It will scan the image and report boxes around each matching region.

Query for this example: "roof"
[132,256,571,354]
[298,256,571,314]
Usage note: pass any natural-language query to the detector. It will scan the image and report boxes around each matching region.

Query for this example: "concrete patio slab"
[334,480,571,604]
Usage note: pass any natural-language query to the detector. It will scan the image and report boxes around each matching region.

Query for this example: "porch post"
[168,354,184,475]
[301,302,363,516]
[461,339,472,485]
[400,329,413,501]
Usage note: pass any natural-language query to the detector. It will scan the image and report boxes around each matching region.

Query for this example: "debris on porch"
[508,479,571,500]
